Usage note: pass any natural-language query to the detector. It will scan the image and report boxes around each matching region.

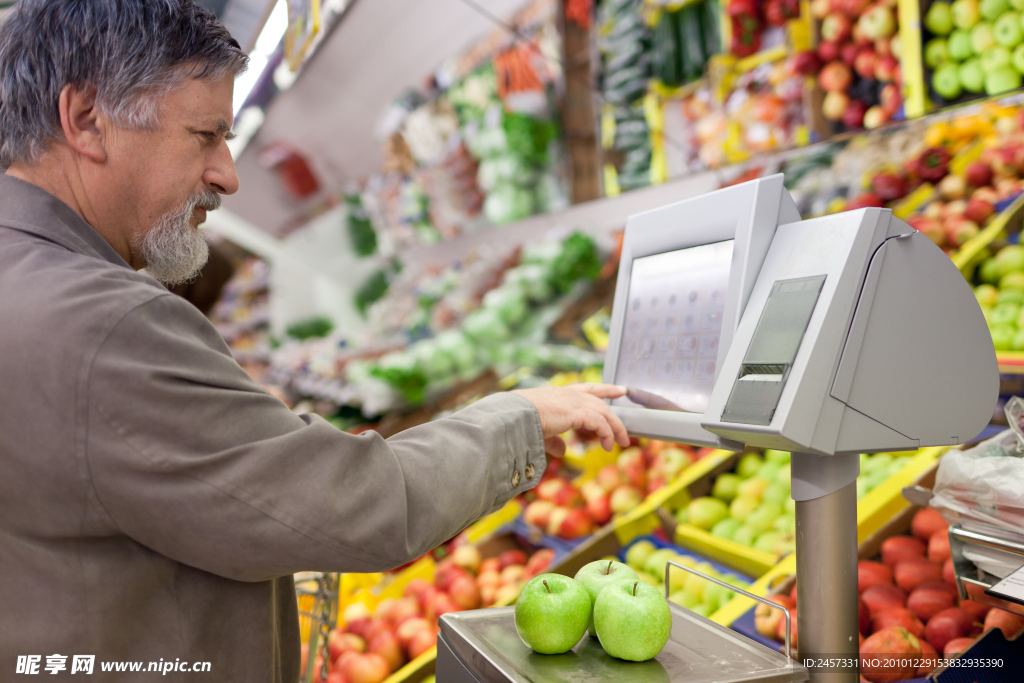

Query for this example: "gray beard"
[136,190,221,286]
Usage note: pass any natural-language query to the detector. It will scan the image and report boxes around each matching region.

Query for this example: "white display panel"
[613,240,734,414]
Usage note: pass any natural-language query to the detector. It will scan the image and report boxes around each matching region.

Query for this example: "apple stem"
[606,561,613,575]
[543,580,551,594]
[633,581,638,597]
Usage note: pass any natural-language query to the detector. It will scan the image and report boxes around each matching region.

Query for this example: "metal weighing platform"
[436,604,809,683]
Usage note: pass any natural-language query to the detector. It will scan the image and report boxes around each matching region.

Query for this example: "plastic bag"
[930,397,1024,537]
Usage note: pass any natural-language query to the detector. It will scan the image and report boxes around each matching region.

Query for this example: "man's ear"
[58,83,107,163]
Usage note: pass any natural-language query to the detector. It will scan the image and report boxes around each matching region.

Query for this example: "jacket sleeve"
[83,293,546,582]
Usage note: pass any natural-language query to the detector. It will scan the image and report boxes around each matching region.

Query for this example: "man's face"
[102,75,238,282]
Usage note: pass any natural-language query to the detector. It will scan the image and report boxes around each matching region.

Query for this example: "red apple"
[498,550,527,570]
[966,161,994,188]
[854,48,877,78]
[585,494,612,526]
[860,627,921,682]
[894,558,943,593]
[960,600,991,621]
[858,560,894,592]
[535,477,569,502]
[480,584,497,606]
[907,585,955,622]
[580,480,607,503]
[984,608,1024,639]
[416,586,440,612]
[912,508,947,541]
[945,217,979,247]
[819,61,853,92]
[843,98,868,128]
[842,0,872,17]
[822,14,852,43]
[755,594,794,638]
[859,596,871,636]
[881,535,926,568]
[546,507,570,536]
[480,558,500,575]
[523,549,555,578]
[403,578,431,602]
[880,83,901,115]
[553,507,594,539]
[973,186,999,204]
[944,636,976,658]
[906,215,945,246]
[361,618,391,647]
[429,594,460,623]
[874,54,898,82]
[448,575,481,610]
[846,191,885,209]
[434,561,468,593]
[408,628,437,659]
[792,51,820,75]
[553,484,582,508]
[396,617,431,650]
[862,582,907,614]
[596,464,628,492]
[329,630,366,663]
[841,41,861,65]
[964,198,995,225]
[918,640,939,675]
[872,607,925,638]
[326,672,348,683]
[776,606,798,649]
[863,105,889,129]
[499,564,525,585]
[339,653,390,683]
[524,500,555,528]
[369,630,405,673]
[818,40,841,63]
[926,607,975,651]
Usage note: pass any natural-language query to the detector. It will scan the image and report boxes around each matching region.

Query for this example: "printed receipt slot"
[435,177,998,683]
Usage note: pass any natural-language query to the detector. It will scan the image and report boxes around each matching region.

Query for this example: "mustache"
[188,190,221,213]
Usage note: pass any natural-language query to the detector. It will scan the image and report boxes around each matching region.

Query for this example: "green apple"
[953,0,982,29]
[926,1,956,34]
[737,477,769,500]
[1013,43,1024,71]
[746,501,784,534]
[637,571,662,587]
[762,481,789,505]
[702,582,730,612]
[934,62,964,98]
[736,452,763,478]
[765,449,791,465]
[772,513,796,533]
[996,12,1024,45]
[669,589,699,609]
[949,29,976,59]
[960,57,987,90]
[992,324,1016,349]
[733,524,757,546]
[863,453,891,472]
[711,517,743,540]
[683,571,707,601]
[594,580,672,661]
[1014,0,1024,10]
[981,0,1009,20]
[712,473,742,502]
[643,549,679,578]
[1012,327,1024,349]
[690,603,711,617]
[754,530,785,554]
[687,497,728,530]
[515,574,591,654]
[775,464,791,488]
[983,44,1014,70]
[575,560,640,637]
[784,497,796,513]
[674,507,688,525]
[755,461,782,482]
[729,494,759,522]
[625,539,657,570]
[987,62,1024,90]
[1002,272,1024,291]
[926,37,952,67]
[973,21,997,53]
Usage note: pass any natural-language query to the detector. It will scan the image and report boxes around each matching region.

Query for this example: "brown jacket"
[0,175,545,681]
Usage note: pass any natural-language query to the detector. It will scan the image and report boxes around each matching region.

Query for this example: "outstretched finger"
[544,435,566,458]
[572,382,627,400]
[581,393,630,447]
[576,407,618,451]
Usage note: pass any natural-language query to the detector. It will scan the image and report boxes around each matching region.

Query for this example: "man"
[0,1,629,681]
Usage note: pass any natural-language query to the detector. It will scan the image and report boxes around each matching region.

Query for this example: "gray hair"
[0,0,249,170]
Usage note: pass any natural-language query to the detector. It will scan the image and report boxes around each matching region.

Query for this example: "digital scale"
[438,176,999,683]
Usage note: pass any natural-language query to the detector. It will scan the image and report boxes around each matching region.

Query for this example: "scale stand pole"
[792,452,861,683]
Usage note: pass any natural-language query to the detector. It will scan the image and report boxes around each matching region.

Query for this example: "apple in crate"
[574,560,640,636]
[754,595,794,638]
[594,580,672,661]
[514,574,591,654]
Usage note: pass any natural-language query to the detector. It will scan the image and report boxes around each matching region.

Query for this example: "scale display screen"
[613,240,734,414]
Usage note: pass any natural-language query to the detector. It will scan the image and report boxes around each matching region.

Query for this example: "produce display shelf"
[675,521,779,579]
[952,193,1024,275]
[710,448,947,628]
[619,533,758,583]
[995,351,1024,373]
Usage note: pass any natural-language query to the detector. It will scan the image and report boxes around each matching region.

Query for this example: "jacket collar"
[0,174,132,270]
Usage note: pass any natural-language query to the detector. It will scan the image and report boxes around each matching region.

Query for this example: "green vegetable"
[354,269,390,316]
[285,316,334,340]
[369,365,428,405]
[501,112,557,166]
[345,194,377,257]
[551,232,602,294]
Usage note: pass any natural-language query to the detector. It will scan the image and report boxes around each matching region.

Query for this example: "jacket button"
[525,463,535,480]
[511,470,521,487]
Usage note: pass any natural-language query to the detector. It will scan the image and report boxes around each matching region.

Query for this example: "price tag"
[984,563,1024,606]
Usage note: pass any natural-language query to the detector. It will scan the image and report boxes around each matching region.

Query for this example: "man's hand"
[512,383,630,457]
